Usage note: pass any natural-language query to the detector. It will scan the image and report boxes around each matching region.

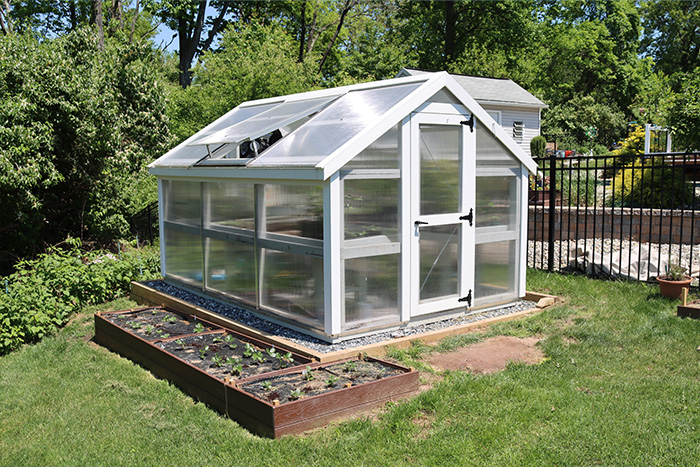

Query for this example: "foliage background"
[1,0,700,349]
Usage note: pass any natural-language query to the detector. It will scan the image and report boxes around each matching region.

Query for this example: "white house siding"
[481,105,540,158]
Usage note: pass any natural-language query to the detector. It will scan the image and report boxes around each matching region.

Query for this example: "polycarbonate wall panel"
[250,83,422,166]
[163,180,201,226]
[344,178,399,242]
[419,224,460,302]
[474,240,517,300]
[475,176,518,229]
[342,124,400,170]
[420,124,460,215]
[260,249,324,326]
[205,238,256,303]
[205,181,255,230]
[476,123,519,168]
[163,228,203,285]
[264,184,324,240]
[343,254,399,330]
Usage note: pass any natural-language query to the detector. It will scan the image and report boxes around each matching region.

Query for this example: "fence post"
[548,155,557,272]
[147,203,154,244]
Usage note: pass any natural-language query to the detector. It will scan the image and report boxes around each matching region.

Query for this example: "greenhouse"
[149,72,538,342]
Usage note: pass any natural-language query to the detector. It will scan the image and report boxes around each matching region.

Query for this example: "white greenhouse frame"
[150,72,537,342]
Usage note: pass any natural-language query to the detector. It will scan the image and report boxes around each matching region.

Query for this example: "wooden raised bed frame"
[677,288,700,319]
[94,306,419,438]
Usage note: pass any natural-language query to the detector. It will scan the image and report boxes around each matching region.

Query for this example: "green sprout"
[212,354,225,367]
[162,315,177,324]
[344,361,357,372]
[175,338,186,350]
[277,352,294,368]
[198,345,210,360]
[143,324,155,335]
[251,350,265,364]
[229,363,243,375]
[289,389,303,401]
[261,381,274,391]
[193,322,205,333]
[243,342,256,358]
[326,375,339,388]
[302,365,314,381]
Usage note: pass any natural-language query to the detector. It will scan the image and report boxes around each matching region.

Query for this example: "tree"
[144,0,282,87]
[335,1,412,80]
[642,0,700,75]
[0,28,171,270]
[166,19,321,142]
[541,94,627,149]
[667,70,700,151]
[396,0,536,76]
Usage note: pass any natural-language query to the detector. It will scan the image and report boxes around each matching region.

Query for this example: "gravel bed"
[528,239,700,284]
[144,281,536,353]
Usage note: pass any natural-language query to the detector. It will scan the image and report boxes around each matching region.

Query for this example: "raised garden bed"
[94,306,418,437]
[228,356,418,437]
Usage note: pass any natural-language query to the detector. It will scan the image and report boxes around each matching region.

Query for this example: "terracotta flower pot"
[657,275,693,300]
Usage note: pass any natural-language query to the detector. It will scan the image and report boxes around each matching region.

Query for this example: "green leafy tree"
[167,20,321,142]
[667,70,700,151]
[396,0,536,77]
[642,0,700,75]
[143,0,283,87]
[542,94,627,148]
[330,1,412,81]
[0,29,171,270]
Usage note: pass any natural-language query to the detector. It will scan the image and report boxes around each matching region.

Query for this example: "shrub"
[560,164,598,207]
[530,135,547,158]
[0,239,161,355]
[612,157,695,209]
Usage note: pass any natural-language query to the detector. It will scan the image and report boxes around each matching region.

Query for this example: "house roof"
[150,72,537,180]
[397,68,547,109]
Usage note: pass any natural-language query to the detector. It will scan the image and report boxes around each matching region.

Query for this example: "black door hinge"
[460,115,475,133]
[459,289,472,307]
[459,208,473,226]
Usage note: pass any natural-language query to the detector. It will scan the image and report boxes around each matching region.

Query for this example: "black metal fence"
[528,152,700,283]
[130,201,159,245]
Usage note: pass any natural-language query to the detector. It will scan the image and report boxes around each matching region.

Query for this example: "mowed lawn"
[2,269,700,466]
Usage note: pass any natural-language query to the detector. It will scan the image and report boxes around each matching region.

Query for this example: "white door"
[410,113,475,317]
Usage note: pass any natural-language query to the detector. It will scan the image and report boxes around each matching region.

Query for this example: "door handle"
[414,220,428,226]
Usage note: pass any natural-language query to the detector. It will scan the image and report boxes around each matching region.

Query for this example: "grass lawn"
[2,270,700,466]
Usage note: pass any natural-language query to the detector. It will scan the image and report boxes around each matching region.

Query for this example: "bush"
[530,135,547,158]
[0,239,161,355]
[612,157,695,209]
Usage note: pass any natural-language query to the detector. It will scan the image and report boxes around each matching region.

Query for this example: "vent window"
[512,121,524,142]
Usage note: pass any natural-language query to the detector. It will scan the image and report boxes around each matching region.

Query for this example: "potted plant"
[657,263,692,299]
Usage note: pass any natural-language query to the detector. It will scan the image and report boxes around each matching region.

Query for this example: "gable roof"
[397,68,547,109]
[150,72,537,180]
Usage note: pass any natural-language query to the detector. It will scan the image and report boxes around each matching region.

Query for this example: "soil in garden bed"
[156,333,306,382]
[241,359,405,404]
[105,307,217,341]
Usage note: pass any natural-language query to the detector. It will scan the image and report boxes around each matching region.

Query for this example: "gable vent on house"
[512,121,524,142]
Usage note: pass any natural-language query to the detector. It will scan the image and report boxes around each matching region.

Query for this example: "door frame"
[408,111,475,317]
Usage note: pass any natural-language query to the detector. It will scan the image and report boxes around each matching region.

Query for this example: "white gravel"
[528,239,700,285]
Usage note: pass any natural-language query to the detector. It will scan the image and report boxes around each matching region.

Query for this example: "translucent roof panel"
[249,83,422,167]
[192,95,340,146]
[153,102,281,167]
